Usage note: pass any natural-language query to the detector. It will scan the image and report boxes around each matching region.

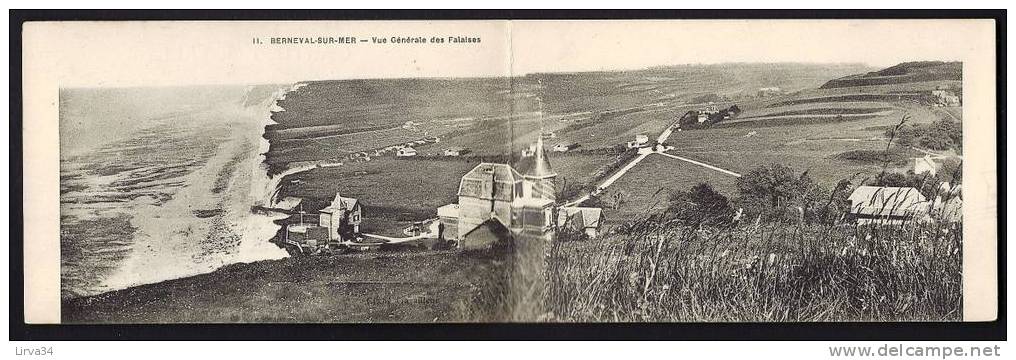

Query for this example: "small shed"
[557,207,604,238]
[553,143,578,152]
[397,147,418,157]
[443,147,470,156]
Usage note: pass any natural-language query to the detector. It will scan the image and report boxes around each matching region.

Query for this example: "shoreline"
[60,84,296,302]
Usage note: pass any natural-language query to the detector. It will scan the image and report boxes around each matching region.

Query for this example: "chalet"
[557,207,603,238]
[283,192,363,252]
[437,137,559,249]
[443,147,470,156]
[553,142,578,152]
[848,186,929,225]
[319,192,362,239]
[397,147,418,157]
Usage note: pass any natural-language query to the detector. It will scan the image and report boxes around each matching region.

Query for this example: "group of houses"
[844,154,962,224]
[931,88,961,107]
[374,136,441,158]
[276,122,959,254]
[847,183,961,225]
[278,136,603,254]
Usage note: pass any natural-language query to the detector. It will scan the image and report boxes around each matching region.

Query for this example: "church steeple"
[521,95,557,202]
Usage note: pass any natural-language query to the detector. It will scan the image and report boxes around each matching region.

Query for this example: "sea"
[59,84,294,299]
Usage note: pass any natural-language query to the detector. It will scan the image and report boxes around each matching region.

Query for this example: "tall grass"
[546,219,961,322]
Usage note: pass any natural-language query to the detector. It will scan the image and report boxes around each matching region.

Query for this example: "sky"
[23,19,995,87]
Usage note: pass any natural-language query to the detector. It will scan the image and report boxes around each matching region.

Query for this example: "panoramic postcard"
[22,20,997,323]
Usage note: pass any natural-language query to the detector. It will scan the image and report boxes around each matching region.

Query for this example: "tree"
[735,163,833,224]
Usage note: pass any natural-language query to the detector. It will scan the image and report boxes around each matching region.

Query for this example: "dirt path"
[655,151,742,177]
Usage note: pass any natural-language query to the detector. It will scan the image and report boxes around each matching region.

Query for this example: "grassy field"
[592,154,740,224]
[596,63,962,232]
[277,153,619,235]
[63,251,510,323]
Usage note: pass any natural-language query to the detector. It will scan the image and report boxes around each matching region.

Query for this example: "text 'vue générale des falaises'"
[267,36,482,45]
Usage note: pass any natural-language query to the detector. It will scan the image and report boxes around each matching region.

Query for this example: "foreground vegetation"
[545,219,961,322]
[63,250,509,323]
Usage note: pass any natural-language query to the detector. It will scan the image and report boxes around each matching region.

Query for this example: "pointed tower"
[522,136,558,202]
[522,95,558,202]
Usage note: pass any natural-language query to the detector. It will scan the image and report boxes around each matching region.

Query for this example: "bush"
[668,183,735,225]
[835,149,909,165]
[889,119,962,151]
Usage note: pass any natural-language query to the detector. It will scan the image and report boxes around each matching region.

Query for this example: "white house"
[848,186,929,225]
[319,192,363,240]
[394,147,414,156]
[757,87,783,97]
[634,134,650,145]
[913,155,940,176]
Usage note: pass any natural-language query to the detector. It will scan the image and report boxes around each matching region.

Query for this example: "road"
[562,122,743,207]
[563,152,652,207]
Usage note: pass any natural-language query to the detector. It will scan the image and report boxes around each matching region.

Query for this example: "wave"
[61,85,292,299]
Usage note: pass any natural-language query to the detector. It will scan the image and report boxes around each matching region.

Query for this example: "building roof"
[437,203,460,218]
[915,155,939,169]
[516,138,556,179]
[461,218,513,246]
[458,163,523,201]
[275,197,303,211]
[558,207,603,229]
[848,186,928,216]
[321,192,359,213]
